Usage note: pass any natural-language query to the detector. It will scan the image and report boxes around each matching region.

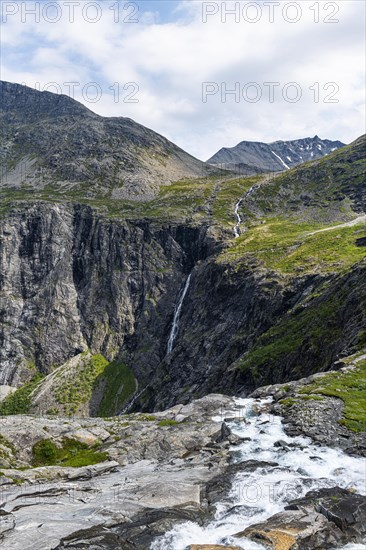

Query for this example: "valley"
[0,82,365,550]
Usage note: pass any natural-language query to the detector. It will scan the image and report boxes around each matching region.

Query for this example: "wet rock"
[216,422,232,443]
[205,460,278,507]
[222,504,264,519]
[57,507,208,550]
[239,487,366,549]
[274,440,290,450]
[235,509,340,549]
[287,487,366,540]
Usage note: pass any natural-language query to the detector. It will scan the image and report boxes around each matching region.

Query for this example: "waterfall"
[233,184,258,238]
[167,274,192,354]
[121,385,147,414]
[233,199,243,238]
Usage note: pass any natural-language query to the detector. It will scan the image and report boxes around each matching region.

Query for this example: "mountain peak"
[0,80,97,124]
[0,80,213,201]
[207,136,346,172]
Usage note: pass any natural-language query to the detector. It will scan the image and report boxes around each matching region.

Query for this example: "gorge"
[0,81,365,550]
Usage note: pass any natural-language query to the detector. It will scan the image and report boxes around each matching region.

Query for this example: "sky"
[0,0,365,160]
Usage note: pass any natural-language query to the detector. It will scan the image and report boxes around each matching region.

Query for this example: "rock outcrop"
[250,353,366,456]
[238,487,366,549]
[0,395,238,549]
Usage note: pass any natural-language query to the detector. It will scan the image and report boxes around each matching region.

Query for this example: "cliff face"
[2,199,364,414]
[0,202,211,386]
[0,201,282,397]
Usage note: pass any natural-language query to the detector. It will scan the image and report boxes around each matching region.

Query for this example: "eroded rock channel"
[0,394,365,549]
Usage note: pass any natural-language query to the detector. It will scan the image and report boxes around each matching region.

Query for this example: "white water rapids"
[152,397,366,550]
[167,274,192,354]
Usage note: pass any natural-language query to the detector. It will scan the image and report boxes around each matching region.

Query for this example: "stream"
[234,185,258,238]
[152,397,366,549]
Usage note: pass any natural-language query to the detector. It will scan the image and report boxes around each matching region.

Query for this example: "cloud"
[1,0,365,159]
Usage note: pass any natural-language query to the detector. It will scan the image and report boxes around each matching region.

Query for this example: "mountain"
[207,136,346,173]
[0,81,214,202]
[0,81,365,419]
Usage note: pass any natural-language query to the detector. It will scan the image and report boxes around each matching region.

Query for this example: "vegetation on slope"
[222,218,366,275]
[49,354,108,416]
[0,374,44,415]
[298,359,366,432]
[32,437,108,467]
[0,173,260,228]
[96,361,137,417]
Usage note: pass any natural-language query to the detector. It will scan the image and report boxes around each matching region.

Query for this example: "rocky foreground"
[0,391,365,549]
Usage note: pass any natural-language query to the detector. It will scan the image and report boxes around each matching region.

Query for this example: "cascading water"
[152,397,365,550]
[167,274,192,354]
[234,185,258,238]
[233,199,243,238]
[121,385,147,413]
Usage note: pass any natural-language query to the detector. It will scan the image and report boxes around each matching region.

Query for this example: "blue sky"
[140,1,182,22]
[1,1,365,159]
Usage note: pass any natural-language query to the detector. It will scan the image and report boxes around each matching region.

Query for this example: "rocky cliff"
[0,202,211,385]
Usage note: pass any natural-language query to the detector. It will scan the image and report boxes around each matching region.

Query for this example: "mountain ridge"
[208,135,346,173]
[0,80,215,202]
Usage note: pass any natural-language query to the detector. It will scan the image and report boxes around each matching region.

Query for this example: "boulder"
[287,487,366,540]
[236,487,366,549]
[235,509,341,549]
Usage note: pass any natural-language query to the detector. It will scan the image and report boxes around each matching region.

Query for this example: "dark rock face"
[56,508,206,550]
[356,237,366,247]
[208,136,345,173]
[0,199,281,400]
[0,198,291,397]
[237,262,366,394]
[0,202,212,386]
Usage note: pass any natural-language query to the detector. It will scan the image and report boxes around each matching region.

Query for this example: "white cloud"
[1,0,365,159]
